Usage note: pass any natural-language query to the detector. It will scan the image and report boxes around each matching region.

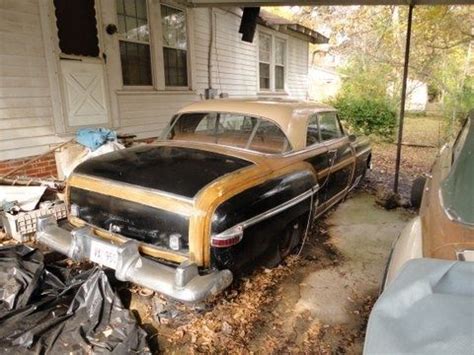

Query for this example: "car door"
[318,111,354,204]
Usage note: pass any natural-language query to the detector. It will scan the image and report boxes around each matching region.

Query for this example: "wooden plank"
[0,135,65,151]
[0,97,51,109]
[0,126,54,140]
[0,117,51,129]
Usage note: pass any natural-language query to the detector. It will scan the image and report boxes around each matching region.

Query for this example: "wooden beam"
[186,0,473,6]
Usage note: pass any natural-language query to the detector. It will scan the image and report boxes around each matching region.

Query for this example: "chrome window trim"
[212,184,319,239]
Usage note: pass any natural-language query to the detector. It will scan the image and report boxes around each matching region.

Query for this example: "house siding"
[0,2,310,167]
[0,1,61,161]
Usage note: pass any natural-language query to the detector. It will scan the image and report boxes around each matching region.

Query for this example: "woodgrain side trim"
[192,161,316,266]
[69,174,197,217]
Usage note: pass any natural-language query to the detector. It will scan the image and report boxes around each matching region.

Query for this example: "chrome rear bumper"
[36,215,233,303]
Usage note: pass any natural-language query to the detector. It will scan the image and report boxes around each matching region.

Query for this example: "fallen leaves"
[158,256,302,353]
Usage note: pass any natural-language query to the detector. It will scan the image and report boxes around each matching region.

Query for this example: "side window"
[453,119,469,162]
[319,112,343,141]
[249,120,290,154]
[194,113,217,133]
[306,114,320,146]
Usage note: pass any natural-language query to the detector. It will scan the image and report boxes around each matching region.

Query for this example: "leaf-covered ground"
[361,115,444,201]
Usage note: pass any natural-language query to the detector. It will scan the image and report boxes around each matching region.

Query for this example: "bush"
[332,96,397,139]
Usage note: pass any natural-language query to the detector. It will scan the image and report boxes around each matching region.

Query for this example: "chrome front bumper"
[36,215,233,303]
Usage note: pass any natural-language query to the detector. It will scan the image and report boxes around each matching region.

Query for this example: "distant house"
[308,66,344,101]
[406,79,428,112]
[0,2,327,176]
[307,45,344,101]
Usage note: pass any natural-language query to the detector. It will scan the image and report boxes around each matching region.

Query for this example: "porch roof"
[258,9,329,44]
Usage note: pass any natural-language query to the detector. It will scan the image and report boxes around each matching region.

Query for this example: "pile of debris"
[0,128,134,244]
[0,244,150,353]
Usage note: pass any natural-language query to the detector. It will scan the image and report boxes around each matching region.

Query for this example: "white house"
[0,1,326,171]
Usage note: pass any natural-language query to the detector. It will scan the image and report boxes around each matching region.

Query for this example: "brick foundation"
[0,153,58,179]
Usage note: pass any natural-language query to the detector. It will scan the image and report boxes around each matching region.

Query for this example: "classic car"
[383,109,474,287]
[37,98,371,302]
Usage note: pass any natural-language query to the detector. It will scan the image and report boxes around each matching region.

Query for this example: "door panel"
[53,0,110,129]
[324,138,354,202]
[60,60,108,127]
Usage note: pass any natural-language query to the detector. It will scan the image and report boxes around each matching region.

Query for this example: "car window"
[306,114,320,146]
[318,112,343,141]
[453,118,469,162]
[165,112,291,154]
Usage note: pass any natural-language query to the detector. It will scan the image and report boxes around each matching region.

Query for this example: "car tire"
[279,217,306,259]
[410,176,426,208]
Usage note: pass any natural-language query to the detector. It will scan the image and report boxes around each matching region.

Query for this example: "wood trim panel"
[69,174,196,217]
[192,161,316,266]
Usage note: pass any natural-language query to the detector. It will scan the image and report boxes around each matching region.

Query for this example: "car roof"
[177,98,336,150]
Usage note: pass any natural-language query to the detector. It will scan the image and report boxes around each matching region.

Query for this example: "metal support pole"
[393,3,414,194]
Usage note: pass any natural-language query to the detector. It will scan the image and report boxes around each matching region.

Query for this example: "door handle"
[328,149,338,156]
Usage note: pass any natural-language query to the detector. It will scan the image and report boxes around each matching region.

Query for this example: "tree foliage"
[268,5,473,131]
[333,96,397,139]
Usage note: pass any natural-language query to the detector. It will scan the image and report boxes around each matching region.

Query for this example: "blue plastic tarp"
[75,128,117,151]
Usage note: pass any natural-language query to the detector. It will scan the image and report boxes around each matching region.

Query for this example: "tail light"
[211,225,243,248]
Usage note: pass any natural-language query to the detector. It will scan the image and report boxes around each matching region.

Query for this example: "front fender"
[382,217,423,290]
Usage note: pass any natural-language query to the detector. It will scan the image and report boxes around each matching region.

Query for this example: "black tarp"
[0,245,150,354]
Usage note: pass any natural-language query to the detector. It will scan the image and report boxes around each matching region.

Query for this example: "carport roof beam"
[186,1,474,6]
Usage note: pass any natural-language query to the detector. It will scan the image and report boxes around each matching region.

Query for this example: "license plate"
[90,240,118,269]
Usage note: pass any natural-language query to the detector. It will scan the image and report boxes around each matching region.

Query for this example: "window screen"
[54,0,100,57]
[162,5,188,87]
[117,0,152,86]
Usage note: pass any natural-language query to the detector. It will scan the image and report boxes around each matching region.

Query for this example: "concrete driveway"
[131,191,413,353]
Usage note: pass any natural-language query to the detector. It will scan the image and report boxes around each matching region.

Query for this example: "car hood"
[72,144,254,199]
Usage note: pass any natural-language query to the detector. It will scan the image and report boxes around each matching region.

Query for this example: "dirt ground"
[126,192,412,354]
[364,115,444,200]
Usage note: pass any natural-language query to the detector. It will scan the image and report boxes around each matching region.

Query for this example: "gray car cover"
[364,258,474,355]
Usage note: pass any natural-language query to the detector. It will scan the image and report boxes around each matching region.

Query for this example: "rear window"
[162,112,291,154]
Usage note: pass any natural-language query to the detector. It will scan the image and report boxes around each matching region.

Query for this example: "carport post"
[393,3,414,194]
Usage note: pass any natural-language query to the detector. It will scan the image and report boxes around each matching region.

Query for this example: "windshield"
[161,112,291,154]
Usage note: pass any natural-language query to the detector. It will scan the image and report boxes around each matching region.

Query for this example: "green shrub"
[332,96,397,139]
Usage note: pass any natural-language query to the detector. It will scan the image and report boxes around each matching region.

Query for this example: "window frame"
[160,2,190,89]
[257,28,288,93]
[258,32,272,91]
[116,0,154,88]
[317,111,344,142]
[306,113,321,147]
[115,0,192,91]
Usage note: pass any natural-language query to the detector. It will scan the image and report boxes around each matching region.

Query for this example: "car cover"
[0,245,150,354]
[364,258,474,355]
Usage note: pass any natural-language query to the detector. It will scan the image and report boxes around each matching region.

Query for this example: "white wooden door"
[60,60,109,127]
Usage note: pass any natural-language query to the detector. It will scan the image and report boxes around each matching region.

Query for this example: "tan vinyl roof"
[177,98,335,150]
